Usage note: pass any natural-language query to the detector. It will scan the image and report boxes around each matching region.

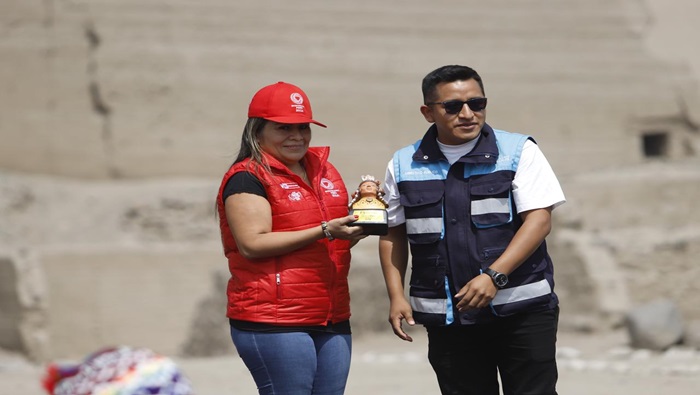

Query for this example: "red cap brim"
[263,115,327,128]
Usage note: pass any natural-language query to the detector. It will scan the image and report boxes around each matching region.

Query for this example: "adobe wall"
[1,0,700,360]
[1,0,698,181]
[0,249,48,362]
[1,159,699,360]
[40,246,228,359]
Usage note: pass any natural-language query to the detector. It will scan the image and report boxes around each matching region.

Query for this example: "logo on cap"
[290,93,303,104]
[290,93,305,113]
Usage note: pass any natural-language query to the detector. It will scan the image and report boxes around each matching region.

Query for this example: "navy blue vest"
[392,124,558,326]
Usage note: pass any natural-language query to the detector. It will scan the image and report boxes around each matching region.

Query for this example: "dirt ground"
[3,329,700,395]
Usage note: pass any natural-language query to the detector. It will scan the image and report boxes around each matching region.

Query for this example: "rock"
[625,299,684,351]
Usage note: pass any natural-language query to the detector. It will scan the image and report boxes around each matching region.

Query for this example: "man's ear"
[420,105,434,123]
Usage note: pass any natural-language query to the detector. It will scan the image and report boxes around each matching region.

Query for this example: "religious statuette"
[348,175,389,235]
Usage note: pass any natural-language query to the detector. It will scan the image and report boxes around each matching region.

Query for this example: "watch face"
[494,274,508,287]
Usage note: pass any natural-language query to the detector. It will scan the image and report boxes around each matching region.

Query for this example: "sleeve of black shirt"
[223,171,267,201]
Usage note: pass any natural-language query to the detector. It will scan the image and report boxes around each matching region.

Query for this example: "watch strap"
[483,267,507,288]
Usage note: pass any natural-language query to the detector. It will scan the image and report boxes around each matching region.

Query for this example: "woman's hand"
[325,214,367,242]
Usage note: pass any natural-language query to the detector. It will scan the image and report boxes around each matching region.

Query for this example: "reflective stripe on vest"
[410,296,446,314]
[406,217,443,235]
[492,279,551,306]
[410,277,454,324]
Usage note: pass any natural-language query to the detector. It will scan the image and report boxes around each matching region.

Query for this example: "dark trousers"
[426,307,559,395]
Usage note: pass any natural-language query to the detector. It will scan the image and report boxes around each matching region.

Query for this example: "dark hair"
[215,117,269,217]
[225,117,272,186]
[234,117,268,165]
[421,65,485,103]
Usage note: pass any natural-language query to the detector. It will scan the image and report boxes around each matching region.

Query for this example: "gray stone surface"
[1,0,700,374]
[626,299,685,351]
[0,249,48,362]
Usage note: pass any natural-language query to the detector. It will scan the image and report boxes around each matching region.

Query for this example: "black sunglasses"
[425,97,488,115]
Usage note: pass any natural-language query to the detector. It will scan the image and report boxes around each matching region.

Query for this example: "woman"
[215,81,366,395]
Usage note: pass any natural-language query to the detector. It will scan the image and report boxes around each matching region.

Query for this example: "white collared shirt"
[384,139,566,226]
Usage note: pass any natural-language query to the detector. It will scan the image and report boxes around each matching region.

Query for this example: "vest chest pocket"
[470,181,513,228]
[400,188,444,244]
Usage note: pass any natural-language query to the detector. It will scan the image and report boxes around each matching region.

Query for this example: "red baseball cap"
[248,81,327,128]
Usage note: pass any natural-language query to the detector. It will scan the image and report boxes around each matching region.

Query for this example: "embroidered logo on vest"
[280,182,300,189]
[321,178,341,198]
[288,191,303,201]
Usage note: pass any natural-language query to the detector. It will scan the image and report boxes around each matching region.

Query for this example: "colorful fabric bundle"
[41,346,193,395]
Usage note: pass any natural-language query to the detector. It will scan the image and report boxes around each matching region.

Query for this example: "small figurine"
[349,175,388,209]
[348,175,388,235]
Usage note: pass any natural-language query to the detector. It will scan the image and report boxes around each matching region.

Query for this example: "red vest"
[216,147,352,325]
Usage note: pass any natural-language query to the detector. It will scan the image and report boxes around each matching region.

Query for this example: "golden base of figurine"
[348,175,388,235]
[349,208,388,236]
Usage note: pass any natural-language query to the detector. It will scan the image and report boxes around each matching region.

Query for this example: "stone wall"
[0,249,48,362]
[2,0,698,180]
[2,0,700,360]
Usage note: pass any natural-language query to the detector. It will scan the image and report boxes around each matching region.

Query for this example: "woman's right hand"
[325,214,367,241]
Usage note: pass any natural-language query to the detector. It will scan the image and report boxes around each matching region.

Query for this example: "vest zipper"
[275,254,282,299]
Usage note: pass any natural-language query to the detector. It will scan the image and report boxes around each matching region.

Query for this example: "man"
[378,65,565,395]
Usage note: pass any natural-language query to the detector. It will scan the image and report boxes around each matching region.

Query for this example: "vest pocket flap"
[401,188,444,243]
[409,257,446,291]
[470,181,511,197]
[470,181,513,228]
[399,189,444,207]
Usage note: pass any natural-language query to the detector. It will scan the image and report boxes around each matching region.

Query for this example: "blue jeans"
[230,327,352,395]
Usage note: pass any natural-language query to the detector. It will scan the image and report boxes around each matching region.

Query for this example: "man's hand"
[455,274,497,311]
[388,297,415,342]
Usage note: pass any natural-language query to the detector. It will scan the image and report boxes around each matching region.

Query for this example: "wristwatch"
[484,268,508,289]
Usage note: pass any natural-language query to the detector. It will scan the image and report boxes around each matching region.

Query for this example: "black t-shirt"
[229,318,351,334]
[223,171,267,200]
[224,170,351,335]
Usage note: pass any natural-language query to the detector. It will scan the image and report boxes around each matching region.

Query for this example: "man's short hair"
[422,65,485,103]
